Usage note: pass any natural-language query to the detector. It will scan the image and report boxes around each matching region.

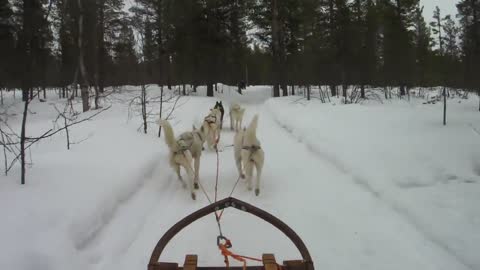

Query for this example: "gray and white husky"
[233,114,265,196]
[158,119,210,200]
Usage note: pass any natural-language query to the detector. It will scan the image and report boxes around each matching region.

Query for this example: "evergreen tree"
[457,0,480,99]
[0,0,15,87]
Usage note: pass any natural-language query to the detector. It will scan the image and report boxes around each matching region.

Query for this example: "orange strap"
[219,240,262,270]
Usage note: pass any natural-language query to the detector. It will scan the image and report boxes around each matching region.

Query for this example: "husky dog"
[158,119,210,200]
[204,108,222,150]
[229,103,245,132]
[214,101,225,129]
[233,114,264,196]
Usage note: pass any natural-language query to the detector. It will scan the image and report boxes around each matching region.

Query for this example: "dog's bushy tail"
[244,114,259,144]
[159,120,176,149]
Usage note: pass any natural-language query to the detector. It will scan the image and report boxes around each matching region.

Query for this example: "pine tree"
[457,0,480,101]
[442,15,459,59]
[430,6,443,55]
[0,0,15,87]
[412,5,432,86]
[113,22,138,85]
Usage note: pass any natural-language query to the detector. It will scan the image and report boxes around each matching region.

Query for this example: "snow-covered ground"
[1,86,479,270]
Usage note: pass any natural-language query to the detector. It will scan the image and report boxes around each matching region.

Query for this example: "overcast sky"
[420,0,459,22]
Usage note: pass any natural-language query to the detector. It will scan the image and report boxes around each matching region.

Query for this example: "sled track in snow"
[75,155,163,251]
[264,107,475,270]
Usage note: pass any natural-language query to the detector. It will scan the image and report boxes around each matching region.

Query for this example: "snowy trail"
[86,97,470,270]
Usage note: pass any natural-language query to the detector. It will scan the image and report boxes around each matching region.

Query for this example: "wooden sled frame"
[148,197,314,270]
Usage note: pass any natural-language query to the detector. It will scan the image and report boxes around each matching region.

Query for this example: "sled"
[148,197,314,270]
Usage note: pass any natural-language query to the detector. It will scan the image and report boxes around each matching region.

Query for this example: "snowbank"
[264,95,480,269]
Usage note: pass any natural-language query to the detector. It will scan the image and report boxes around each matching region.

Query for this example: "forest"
[0,0,479,102]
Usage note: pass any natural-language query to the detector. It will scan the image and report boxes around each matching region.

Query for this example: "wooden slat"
[262,254,277,270]
[283,260,306,270]
[148,262,179,270]
[183,255,198,270]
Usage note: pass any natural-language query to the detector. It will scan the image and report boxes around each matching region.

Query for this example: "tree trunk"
[273,84,280,97]
[330,85,336,97]
[291,84,295,95]
[97,0,105,94]
[142,85,147,134]
[206,83,214,97]
[182,84,186,96]
[443,87,447,125]
[0,88,3,105]
[400,85,406,96]
[342,84,347,103]
[271,0,281,98]
[307,85,311,101]
[20,96,28,184]
[43,86,46,99]
[158,86,164,137]
[360,84,365,99]
[214,83,218,92]
[78,0,90,112]
[65,117,70,150]
[282,84,288,96]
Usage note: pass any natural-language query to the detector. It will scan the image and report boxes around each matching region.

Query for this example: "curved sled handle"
[148,197,314,270]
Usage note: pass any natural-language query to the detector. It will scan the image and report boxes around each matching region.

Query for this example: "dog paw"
[194,183,199,189]
[191,192,196,200]
[255,189,260,196]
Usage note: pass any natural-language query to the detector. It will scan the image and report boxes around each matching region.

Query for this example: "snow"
[0,86,479,270]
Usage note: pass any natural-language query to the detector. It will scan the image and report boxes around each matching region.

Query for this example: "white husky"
[158,119,210,200]
[229,103,245,131]
[204,108,222,150]
[233,114,265,196]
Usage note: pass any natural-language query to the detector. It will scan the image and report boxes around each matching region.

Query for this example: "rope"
[219,239,262,270]
[198,182,212,204]
[217,175,241,221]
[197,125,264,270]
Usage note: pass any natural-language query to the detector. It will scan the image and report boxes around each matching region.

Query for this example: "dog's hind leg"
[179,154,196,200]
[254,161,262,196]
[184,163,196,200]
[235,156,245,179]
[193,156,200,189]
[174,164,187,188]
[244,160,254,191]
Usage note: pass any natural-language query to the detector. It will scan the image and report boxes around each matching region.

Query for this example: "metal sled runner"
[148,197,314,270]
